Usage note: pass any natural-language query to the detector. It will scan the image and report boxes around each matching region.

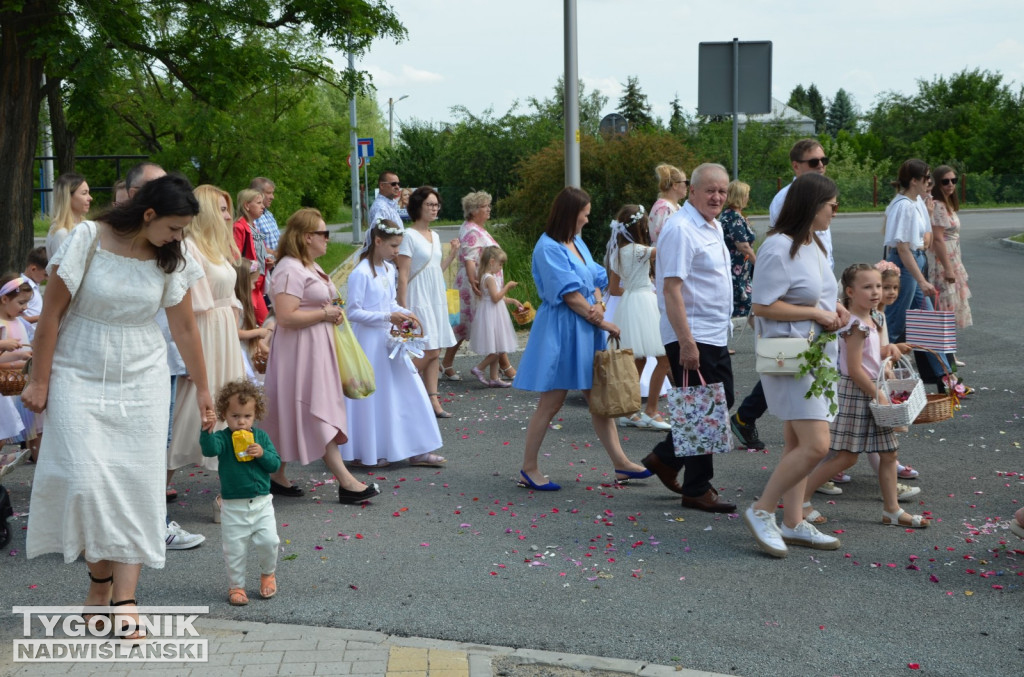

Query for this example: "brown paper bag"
[589,337,641,418]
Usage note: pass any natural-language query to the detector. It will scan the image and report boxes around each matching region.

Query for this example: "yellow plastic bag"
[446,288,460,326]
[333,316,375,399]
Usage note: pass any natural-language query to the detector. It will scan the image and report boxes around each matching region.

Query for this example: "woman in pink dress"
[928,165,972,365]
[648,163,689,244]
[262,208,380,504]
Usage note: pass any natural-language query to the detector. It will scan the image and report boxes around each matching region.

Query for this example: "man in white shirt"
[731,139,835,454]
[642,163,737,513]
[368,171,403,228]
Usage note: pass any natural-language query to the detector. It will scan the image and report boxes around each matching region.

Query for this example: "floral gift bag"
[665,371,733,457]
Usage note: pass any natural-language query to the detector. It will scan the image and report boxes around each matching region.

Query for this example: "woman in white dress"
[608,205,670,430]
[167,185,247,511]
[46,172,93,259]
[743,173,846,558]
[396,187,459,418]
[342,220,445,467]
[23,174,214,639]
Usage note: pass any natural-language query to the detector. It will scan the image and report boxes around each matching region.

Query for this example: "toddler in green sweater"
[200,379,281,606]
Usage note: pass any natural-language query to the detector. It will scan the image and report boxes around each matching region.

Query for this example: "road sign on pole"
[346,154,365,169]
[357,138,375,158]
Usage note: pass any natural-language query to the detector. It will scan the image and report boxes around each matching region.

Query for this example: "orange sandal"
[228,588,249,606]
[259,574,277,599]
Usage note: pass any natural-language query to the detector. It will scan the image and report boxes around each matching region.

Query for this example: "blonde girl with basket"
[469,246,523,387]
[801,264,930,529]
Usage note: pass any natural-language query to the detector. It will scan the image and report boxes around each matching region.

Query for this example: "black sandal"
[84,572,113,623]
[112,599,145,641]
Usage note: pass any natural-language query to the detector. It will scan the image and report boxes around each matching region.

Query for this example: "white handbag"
[754,334,811,375]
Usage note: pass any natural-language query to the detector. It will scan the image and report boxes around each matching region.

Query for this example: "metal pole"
[348,39,362,245]
[41,74,54,216]
[388,97,394,146]
[731,37,739,181]
[563,0,580,188]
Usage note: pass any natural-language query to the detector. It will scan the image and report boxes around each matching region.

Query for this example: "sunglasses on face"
[674,179,690,187]
[826,201,839,215]
[383,181,401,187]
[311,230,330,238]
[941,177,958,186]
[800,156,829,168]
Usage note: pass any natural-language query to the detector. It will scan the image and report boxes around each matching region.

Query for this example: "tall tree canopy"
[0,0,405,272]
[825,88,858,137]
[617,75,654,130]
[527,75,609,138]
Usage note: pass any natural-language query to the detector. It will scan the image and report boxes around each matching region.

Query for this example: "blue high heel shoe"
[519,470,561,491]
[614,468,654,480]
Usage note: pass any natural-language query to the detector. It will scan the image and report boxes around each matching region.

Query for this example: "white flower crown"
[373,217,405,236]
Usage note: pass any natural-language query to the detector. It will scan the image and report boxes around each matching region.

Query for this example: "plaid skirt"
[829,376,898,454]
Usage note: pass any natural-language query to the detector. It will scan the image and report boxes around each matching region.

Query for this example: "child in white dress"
[0,275,38,454]
[470,247,523,387]
[340,220,446,468]
[607,205,671,431]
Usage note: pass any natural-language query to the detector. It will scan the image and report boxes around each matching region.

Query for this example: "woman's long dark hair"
[545,186,591,242]
[96,173,199,273]
[931,164,960,213]
[770,173,837,259]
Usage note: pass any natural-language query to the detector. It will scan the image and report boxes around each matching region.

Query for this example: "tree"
[787,83,826,133]
[0,0,405,273]
[617,75,654,130]
[527,75,608,138]
[668,94,688,135]
[825,88,858,137]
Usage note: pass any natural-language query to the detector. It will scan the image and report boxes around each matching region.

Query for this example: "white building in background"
[737,98,816,134]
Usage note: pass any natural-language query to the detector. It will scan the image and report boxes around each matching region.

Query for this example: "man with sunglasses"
[368,171,404,231]
[732,139,837,454]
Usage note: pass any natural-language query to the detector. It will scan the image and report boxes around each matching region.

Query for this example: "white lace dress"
[610,244,665,358]
[27,221,203,568]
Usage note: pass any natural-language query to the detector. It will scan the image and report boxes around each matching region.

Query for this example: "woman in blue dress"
[514,187,652,490]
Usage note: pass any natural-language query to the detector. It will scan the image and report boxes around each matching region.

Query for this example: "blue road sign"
[357,138,375,158]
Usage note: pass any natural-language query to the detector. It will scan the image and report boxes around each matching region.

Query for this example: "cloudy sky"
[330,0,1024,133]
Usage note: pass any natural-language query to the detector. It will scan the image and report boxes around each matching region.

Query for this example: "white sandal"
[882,508,930,528]
[440,363,462,381]
[802,501,827,525]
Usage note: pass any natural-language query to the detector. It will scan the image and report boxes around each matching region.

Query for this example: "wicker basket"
[0,360,30,397]
[512,301,535,325]
[869,356,926,428]
[909,346,958,424]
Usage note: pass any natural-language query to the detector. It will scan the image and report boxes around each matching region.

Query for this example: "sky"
[329,0,1024,134]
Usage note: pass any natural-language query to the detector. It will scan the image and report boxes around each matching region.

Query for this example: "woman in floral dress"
[721,181,756,319]
[928,165,972,332]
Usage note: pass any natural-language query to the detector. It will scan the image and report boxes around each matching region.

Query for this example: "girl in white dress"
[341,220,446,468]
[608,205,670,431]
[469,246,523,387]
[397,187,459,418]
[0,277,34,447]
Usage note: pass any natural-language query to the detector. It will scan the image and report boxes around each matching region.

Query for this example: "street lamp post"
[388,95,409,146]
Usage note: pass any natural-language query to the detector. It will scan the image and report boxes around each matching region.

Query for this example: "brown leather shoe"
[641,452,683,494]
[681,489,736,513]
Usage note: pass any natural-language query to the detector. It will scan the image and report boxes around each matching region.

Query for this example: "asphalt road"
[3,209,1023,677]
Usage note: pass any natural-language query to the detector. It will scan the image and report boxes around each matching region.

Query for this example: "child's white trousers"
[220,493,279,589]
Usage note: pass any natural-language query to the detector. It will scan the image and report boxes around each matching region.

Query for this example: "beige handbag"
[589,337,641,418]
[754,335,811,375]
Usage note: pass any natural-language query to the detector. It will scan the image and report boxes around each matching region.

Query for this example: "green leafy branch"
[797,332,839,415]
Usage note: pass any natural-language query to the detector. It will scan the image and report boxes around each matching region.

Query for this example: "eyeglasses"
[674,180,690,187]
[423,202,441,209]
[383,181,401,187]
[826,201,839,215]
[941,177,958,186]
[311,230,330,238]
[800,156,830,168]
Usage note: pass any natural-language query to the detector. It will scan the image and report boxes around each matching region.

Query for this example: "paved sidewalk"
[3,620,730,677]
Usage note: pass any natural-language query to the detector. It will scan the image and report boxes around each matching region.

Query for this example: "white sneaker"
[166,521,205,550]
[815,481,843,496]
[743,506,787,558]
[780,520,841,550]
[896,483,921,501]
[635,412,671,431]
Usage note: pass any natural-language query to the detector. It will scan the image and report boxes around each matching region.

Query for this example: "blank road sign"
[697,41,772,115]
